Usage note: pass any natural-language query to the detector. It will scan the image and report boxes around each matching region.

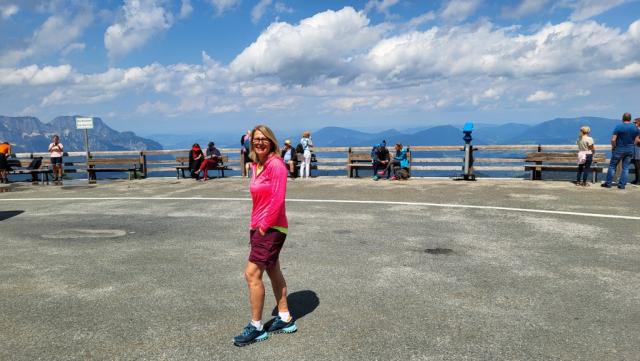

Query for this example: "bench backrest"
[176,155,229,164]
[11,158,51,169]
[348,148,412,164]
[526,152,606,163]
[88,158,141,166]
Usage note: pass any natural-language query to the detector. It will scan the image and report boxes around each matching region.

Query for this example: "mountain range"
[0,116,162,153]
[0,115,625,152]
[300,116,620,147]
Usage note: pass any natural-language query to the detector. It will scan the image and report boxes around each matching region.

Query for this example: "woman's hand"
[259,228,266,236]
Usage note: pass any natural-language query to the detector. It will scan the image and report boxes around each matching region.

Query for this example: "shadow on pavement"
[0,210,24,221]
[271,290,319,320]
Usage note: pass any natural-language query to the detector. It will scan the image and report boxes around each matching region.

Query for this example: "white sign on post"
[75,117,94,129]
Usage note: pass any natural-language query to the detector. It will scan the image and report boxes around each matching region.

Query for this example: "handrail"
[10,144,615,179]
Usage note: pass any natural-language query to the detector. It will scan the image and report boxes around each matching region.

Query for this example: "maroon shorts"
[249,229,286,269]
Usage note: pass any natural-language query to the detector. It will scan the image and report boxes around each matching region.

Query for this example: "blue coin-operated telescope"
[461,122,476,180]
[463,122,473,144]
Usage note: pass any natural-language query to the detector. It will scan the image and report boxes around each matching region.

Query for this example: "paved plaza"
[1,177,639,360]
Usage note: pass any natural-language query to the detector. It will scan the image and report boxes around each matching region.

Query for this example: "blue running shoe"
[233,323,268,347]
[266,316,297,334]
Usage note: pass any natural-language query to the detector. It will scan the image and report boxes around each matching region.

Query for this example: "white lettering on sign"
[75,117,94,129]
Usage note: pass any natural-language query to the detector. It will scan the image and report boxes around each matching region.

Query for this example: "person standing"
[576,126,595,186]
[601,113,640,189]
[632,118,640,185]
[241,130,252,178]
[48,135,64,182]
[299,131,313,179]
[233,125,296,347]
[0,141,11,183]
[188,143,204,179]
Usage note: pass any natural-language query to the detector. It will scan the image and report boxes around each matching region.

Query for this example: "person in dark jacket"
[188,143,204,179]
[372,140,390,181]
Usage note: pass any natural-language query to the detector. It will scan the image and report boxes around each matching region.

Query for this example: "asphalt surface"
[1,177,639,360]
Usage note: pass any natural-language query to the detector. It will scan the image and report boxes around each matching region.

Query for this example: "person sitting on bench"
[189,143,204,179]
[195,142,222,181]
[281,140,296,177]
[390,143,409,180]
[372,140,390,181]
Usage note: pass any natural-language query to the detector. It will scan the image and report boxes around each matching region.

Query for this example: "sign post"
[75,117,94,183]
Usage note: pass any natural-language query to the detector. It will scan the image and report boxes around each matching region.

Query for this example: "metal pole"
[84,128,90,183]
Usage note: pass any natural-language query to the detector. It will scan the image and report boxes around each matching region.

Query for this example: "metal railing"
[12,144,606,178]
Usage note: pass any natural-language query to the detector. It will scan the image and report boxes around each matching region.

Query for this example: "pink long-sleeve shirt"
[250,154,288,232]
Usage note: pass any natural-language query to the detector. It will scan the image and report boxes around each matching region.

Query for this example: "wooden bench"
[525,152,606,182]
[87,157,142,181]
[175,155,231,179]
[7,158,53,184]
[347,147,412,178]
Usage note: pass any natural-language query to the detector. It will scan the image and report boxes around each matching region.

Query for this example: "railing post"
[140,151,147,179]
[240,149,246,177]
[534,144,542,180]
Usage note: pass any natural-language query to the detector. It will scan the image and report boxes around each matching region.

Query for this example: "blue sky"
[1,0,639,136]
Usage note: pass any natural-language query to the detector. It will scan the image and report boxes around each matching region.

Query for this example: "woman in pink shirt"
[233,125,296,347]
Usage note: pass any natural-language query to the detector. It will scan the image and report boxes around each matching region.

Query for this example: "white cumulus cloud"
[564,0,628,21]
[527,90,556,102]
[0,10,92,66]
[230,7,385,84]
[441,0,482,23]
[1,3,19,19]
[603,62,640,79]
[0,64,73,86]
[179,0,193,19]
[251,0,272,24]
[502,0,550,18]
[207,0,240,15]
[104,0,174,60]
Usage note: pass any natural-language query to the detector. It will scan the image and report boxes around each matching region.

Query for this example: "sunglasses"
[252,137,271,144]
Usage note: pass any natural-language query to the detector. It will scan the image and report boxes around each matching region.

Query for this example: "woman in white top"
[48,134,64,182]
[299,131,313,178]
[576,126,595,186]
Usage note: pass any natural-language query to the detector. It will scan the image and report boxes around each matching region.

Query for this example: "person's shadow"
[268,290,319,321]
[0,210,24,221]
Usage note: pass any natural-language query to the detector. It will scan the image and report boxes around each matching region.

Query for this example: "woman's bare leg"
[266,260,289,313]
[244,261,265,321]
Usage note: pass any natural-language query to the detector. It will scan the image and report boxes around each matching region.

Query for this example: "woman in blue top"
[390,143,410,180]
[299,131,313,178]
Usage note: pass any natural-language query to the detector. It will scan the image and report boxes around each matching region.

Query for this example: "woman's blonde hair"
[249,124,280,164]
[579,126,591,137]
[302,130,311,138]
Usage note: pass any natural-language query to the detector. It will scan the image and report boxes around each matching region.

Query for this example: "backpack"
[370,146,377,159]
[28,157,43,170]
[398,168,410,180]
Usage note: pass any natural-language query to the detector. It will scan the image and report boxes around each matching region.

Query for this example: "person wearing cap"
[195,141,221,181]
[372,140,390,181]
[281,140,296,176]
